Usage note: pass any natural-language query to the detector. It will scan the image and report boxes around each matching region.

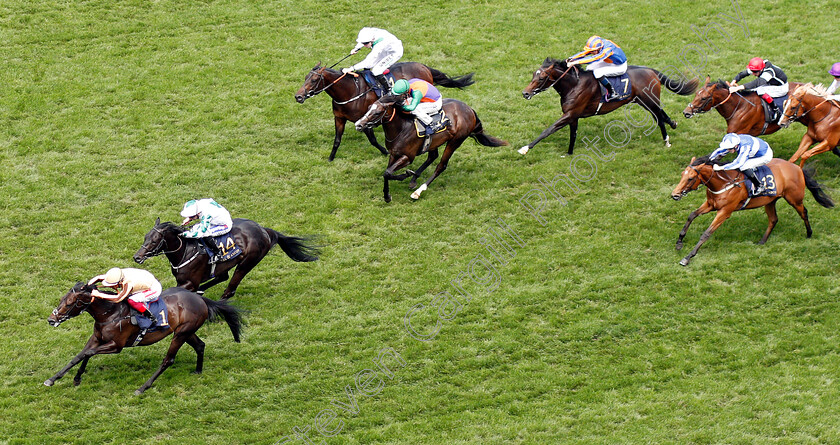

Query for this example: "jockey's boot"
[375,74,391,93]
[599,77,619,101]
[141,309,157,328]
[743,168,764,195]
[428,120,445,134]
[202,238,221,264]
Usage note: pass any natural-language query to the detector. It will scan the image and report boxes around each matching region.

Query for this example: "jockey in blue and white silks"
[180,198,233,263]
[709,133,773,194]
[566,35,628,101]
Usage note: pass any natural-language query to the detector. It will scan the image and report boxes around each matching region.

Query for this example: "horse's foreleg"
[758,200,779,245]
[73,357,90,386]
[680,208,734,266]
[566,119,579,155]
[135,334,188,395]
[788,134,815,164]
[799,140,835,165]
[676,201,713,250]
[363,128,388,156]
[45,338,119,387]
[198,271,230,293]
[409,150,438,189]
[329,117,350,162]
[411,139,465,200]
[185,334,206,374]
[519,112,575,155]
[383,155,411,203]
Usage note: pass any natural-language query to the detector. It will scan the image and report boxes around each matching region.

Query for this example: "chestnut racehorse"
[520,58,697,155]
[355,94,507,202]
[684,77,803,136]
[46,283,242,395]
[671,156,833,266]
[295,62,474,161]
[780,83,840,166]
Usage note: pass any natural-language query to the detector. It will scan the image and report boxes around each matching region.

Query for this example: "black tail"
[202,297,243,343]
[803,165,835,208]
[654,70,699,96]
[470,112,508,147]
[429,67,475,89]
[267,229,321,262]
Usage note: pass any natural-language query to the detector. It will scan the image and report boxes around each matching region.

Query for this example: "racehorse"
[519,58,698,155]
[134,218,320,300]
[295,62,475,161]
[683,77,803,136]
[355,94,507,202]
[671,156,833,266]
[779,83,840,166]
[45,283,242,395]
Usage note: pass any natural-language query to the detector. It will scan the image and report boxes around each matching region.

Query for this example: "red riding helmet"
[747,57,765,72]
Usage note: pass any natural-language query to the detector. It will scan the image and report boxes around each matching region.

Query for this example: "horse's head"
[134,217,183,264]
[48,282,95,327]
[671,156,713,200]
[683,77,726,118]
[523,58,572,100]
[779,83,813,128]
[295,62,326,104]
[355,95,400,131]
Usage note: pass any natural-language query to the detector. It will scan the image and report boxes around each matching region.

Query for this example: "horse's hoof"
[675,242,683,251]
[384,195,392,203]
[134,389,145,396]
[44,379,54,387]
[518,146,530,155]
[73,379,82,386]
[410,184,427,200]
[679,258,690,266]
[670,121,678,129]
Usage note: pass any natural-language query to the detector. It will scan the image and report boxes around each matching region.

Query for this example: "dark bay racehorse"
[46,283,242,395]
[684,77,803,136]
[134,218,320,300]
[779,83,840,165]
[355,95,507,202]
[520,58,698,155]
[671,156,833,266]
[295,62,475,161]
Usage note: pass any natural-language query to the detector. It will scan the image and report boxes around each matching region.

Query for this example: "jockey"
[89,267,162,327]
[392,78,444,133]
[730,57,789,117]
[566,35,628,101]
[179,198,233,264]
[827,62,840,99]
[343,27,404,92]
[709,133,774,195]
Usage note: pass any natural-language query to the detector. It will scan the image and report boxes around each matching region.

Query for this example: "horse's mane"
[378,94,403,106]
[543,57,567,69]
[690,155,725,166]
[794,82,829,98]
[158,221,187,234]
[713,79,729,90]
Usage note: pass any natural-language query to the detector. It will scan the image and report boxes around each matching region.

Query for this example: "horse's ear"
[155,217,161,225]
[690,156,696,165]
[704,75,710,84]
[543,57,551,65]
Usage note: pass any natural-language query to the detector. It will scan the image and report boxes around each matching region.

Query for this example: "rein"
[687,165,742,195]
[142,226,200,270]
[533,64,576,95]
[784,96,837,124]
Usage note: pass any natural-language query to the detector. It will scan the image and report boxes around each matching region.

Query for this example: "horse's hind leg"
[410,150,439,189]
[784,195,812,238]
[73,357,91,386]
[758,200,779,245]
[220,261,260,300]
[185,334,206,374]
[135,333,189,395]
[411,139,464,200]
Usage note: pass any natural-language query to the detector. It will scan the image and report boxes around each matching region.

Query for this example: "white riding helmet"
[180,199,199,218]
[356,27,377,44]
[718,133,741,150]
[102,267,124,287]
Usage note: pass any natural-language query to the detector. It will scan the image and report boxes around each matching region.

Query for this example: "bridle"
[140,226,201,270]
[688,86,740,120]
[51,290,93,323]
[530,63,577,96]
[782,93,837,125]
[302,68,372,104]
[681,164,741,196]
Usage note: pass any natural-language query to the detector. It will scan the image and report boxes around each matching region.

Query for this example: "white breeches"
[128,284,162,303]
[411,100,442,125]
[739,149,773,170]
[369,45,403,75]
[754,83,788,98]
[587,61,628,78]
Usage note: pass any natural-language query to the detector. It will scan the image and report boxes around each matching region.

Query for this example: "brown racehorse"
[780,83,840,166]
[134,218,320,300]
[45,283,242,395]
[519,58,698,155]
[683,77,803,136]
[355,95,508,202]
[295,62,475,161]
[671,156,833,266]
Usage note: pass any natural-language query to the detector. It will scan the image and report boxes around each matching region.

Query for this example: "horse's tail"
[201,296,243,343]
[803,165,835,208]
[654,69,699,96]
[266,228,321,262]
[428,67,475,89]
[470,112,508,147]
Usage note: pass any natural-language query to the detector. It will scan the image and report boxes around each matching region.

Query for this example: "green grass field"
[3,0,840,443]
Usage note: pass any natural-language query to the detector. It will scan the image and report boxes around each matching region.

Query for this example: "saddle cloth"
[362,69,395,97]
[130,297,170,332]
[203,232,242,263]
[413,110,450,137]
[746,165,777,197]
[762,94,788,124]
[598,72,632,102]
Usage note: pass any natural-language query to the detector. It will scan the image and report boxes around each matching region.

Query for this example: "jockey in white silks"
[180,198,233,263]
[342,27,404,92]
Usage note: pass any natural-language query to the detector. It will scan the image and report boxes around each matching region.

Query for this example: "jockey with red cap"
[827,62,840,98]
[566,35,628,101]
[729,57,789,118]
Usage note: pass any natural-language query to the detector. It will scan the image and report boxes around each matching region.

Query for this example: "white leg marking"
[518,145,530,155]
[410,183,428,200]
